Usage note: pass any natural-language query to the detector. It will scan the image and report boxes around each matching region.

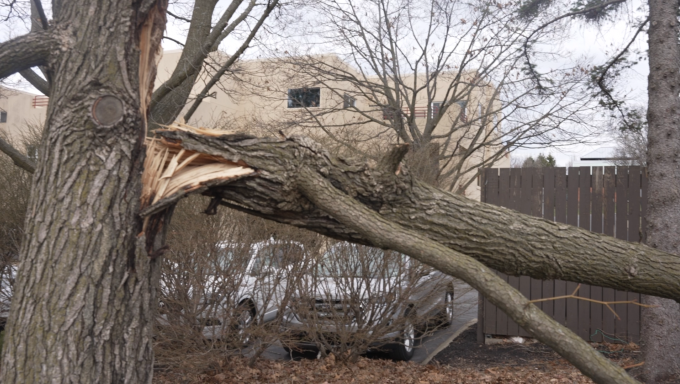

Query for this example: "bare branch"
[0,137,36,173]
[0,31,55,80]
[183,0,280,121]
[31,0,48,30]
[19,68,49,94]
[522,0,627,89]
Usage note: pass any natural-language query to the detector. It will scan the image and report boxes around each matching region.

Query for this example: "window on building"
[455,100,468,122]
[343,93,356,109]
[0,111,6,123]
[288,88,321,108]
[431,102,442,118]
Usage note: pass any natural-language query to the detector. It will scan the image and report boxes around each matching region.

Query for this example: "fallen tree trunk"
[144,126,680,304]
[297,166,637,384]
[139,124,650,383]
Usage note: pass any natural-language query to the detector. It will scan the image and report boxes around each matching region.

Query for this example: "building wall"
[0,87,46,146]
[155,53,509,200]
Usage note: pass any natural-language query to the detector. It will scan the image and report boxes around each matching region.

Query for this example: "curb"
[420,318,477,365]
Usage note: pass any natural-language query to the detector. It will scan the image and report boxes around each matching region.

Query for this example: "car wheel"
[388,315,416,361]
[233,302,255,345]
[283,344,319,360]
[440,288,455,326]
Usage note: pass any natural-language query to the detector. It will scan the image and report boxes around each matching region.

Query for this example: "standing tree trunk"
[643,0,680,381]
[0,1,168,382]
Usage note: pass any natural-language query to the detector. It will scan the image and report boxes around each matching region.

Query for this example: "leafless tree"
[0,0,675,383]
[612,123,647,167]
[244,0,600,192]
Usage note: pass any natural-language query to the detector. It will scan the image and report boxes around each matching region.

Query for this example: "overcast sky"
[1,0,650,166]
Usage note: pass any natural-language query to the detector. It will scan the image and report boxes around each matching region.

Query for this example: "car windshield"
[203,244,251,275]
[248,243,304,276]
[316,244,404,278]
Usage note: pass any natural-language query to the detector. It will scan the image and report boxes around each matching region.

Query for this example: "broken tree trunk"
[143,125,680,304]
[141,124,651,384]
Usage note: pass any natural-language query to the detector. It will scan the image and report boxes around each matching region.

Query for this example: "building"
[2,51,510,200]
[0,87,47,145]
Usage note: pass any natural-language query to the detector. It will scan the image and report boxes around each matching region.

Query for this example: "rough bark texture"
[643,0,680,381]
[0,31,56,79]
[0,0,168,383]
[147,130,680,303]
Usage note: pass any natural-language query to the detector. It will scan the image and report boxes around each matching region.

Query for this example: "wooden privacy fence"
[478,166,647,343]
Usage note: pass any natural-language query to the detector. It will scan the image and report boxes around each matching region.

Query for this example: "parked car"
[0,262,17,329]
[158,239,307,343]
[280,243,455,361]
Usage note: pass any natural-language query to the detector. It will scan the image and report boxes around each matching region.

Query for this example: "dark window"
[455,100,468,122]
[431,102,442,118]
[0,111,6,123]
[343,94,356,109]
[288,88,320,108]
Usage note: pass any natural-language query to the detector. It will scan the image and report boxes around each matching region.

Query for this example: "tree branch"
[19,68,50,95]
[0,137,36,173]
[296,167,637,384]
[147,129,680,303]
[183,0,279,121]
[0,31,55,80]
[522,0,627,90]
[31,0,49,30]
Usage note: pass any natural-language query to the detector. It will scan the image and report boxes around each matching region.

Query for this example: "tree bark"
[0,1,169,383]
[643,0,680,381]
[0,31,55,79]
[297,167,637,384]
[146,129,680,302]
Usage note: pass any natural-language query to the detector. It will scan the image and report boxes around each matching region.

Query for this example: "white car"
[281,243,455,361]
[159,239,306,343]
[0,262,17,329]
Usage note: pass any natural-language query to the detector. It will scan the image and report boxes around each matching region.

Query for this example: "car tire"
[388,314,416,361]
[283,344,319,360]
[233,301,256,346]
[438,288,455,327]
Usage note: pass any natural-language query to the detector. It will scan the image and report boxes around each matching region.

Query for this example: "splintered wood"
[141,123,254,210]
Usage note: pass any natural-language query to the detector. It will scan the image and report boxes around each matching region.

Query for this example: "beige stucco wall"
[155,53,509,200]
[0,53,510,201]
[0,87,46,147]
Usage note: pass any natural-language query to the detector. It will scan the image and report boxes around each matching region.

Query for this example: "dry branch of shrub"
[528,284,654,320]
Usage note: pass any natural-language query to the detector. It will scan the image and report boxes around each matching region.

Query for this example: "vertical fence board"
[615,167,629,339]
[566,168,580,334]
[505,168,522,336]
[542,168,555,319]
[496,169,511,336]
[479,166,644,342]
[483,169,498,335]
[627,167,642,342]
[590,167,604,341]
[602,167,617,338]
[553,168,568,326]
[577,167,592,340]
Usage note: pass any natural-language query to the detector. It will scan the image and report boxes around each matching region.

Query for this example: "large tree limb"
[19,69,50,95]
[0,31,56,80]
[296,167,637,384]
[146,129,680,303]
[0,137,36,173]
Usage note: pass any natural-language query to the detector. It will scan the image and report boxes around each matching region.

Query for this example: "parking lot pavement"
[257,284,479,363]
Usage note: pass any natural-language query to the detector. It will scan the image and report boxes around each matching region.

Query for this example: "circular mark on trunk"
[92,95,124,126]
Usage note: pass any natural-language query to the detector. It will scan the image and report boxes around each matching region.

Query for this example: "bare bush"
[0,123,40,328]
[155,196,320,371]
[280,241,460,363]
